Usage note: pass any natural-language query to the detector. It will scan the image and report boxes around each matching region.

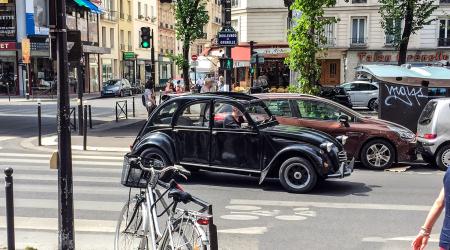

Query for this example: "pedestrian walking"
[143,78,156,115]
[201,78,214,93]
[412,170,449,250]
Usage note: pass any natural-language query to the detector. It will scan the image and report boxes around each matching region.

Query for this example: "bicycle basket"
[121,154,151,188]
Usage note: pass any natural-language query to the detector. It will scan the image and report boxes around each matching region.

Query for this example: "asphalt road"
[0,97,445,250]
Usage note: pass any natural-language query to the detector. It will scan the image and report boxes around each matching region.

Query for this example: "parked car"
[319,86,353,108]
[130,93,353,193]
[101,79,133,97]
[255,93,417,170]
[341,81,379,110]
[417,98,450,170]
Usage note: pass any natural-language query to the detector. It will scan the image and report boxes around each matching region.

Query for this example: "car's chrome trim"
[180,162,261,174]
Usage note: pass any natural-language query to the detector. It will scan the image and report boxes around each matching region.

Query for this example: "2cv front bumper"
[327,158,355,179]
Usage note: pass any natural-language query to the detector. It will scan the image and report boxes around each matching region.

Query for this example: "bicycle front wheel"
[115,198,148,250]
[160,217,208,250]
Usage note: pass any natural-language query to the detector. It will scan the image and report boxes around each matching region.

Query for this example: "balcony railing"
[350,37,368,47]
[438,37,450,47]
[101,10,118,22]
[320,37,336,47]
[120,44,126,50]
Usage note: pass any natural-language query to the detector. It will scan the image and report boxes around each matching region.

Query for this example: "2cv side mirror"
[339,115,350,127]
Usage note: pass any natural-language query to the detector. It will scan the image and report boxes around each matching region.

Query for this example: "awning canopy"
[73,0,103,13]
[231,47,250,61]
[356,64,450,87]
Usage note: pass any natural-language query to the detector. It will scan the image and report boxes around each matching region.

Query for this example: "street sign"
[22,38,31,64]
[220,58,233,70]
[191,54,198,61]
[67,30,82,62]
[123,52,136,60]
[217,26,238,47]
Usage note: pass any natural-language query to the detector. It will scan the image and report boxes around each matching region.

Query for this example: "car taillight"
[424,133,437,139]
[197,218,210,225]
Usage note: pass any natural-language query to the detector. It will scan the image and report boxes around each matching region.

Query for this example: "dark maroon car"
[255,93,417,169]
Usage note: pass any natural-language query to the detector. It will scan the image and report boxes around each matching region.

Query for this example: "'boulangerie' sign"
[0,4,15,42]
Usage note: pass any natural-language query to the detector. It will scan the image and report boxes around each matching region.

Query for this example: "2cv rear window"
[150,101,179,126]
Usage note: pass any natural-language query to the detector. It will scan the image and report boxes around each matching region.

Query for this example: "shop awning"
[231,47,250,61]
[73,0,103,13]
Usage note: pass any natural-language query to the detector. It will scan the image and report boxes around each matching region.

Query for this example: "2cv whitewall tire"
[279,157,317,193]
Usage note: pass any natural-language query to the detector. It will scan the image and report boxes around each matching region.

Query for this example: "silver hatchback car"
[417,98,450,170]
[341,81,379,110]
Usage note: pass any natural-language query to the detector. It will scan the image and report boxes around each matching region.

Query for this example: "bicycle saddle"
[168,189,192,204]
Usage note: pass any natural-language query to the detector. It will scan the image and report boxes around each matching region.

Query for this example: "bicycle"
[115,154,214,250]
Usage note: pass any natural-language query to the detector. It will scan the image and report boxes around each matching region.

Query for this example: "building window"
[385,19,402,45]
[102,26,107,47]
[151,6,154,17]
[110,28,115,48]
[138,2,141,17]
[351,17,367,45]
[231,0,239,8]
[322,22,335,46]
[352,0,367,3]
[128,31,132,47]
[144,4,148,17]
[441,0,450,3]
[439,19,450,47]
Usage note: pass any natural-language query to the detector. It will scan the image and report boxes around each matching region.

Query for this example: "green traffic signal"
[226,60,232,69]
[140,27,151,49]
[141,41,150,48]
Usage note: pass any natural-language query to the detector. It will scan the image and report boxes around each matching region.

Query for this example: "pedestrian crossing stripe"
[0,152,124,160]
[0,198,124,212]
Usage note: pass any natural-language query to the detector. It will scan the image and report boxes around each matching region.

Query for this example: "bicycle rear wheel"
[160,216,207,250]
[115,198,148,250]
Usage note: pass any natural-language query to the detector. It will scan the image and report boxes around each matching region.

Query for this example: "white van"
[417,98,450,170]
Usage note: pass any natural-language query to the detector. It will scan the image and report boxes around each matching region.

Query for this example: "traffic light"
[220,58,233,70]
[140,27,151,48]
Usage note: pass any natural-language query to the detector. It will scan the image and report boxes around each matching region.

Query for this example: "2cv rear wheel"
[279,157,317,193]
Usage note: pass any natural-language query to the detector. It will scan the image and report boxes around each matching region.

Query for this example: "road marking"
[230,199,431,211]
[362,234,439,243]
[0,216,117,233]
[4,173,119,183]
[0,158,122,167]
[220,215,259,220]
[0,198,123,212]
[0,136,15,142]
[274,215,307,221]
[0,164,122,174]
[218,227,268,235]
[0,152,124,160]
[225,205,262,211]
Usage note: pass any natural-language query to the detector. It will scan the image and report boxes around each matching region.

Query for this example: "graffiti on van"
[384,84,428,107]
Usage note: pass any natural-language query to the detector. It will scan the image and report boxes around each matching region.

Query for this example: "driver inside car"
[224,106,245,129]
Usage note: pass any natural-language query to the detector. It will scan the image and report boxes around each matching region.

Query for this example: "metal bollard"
[83,105,87,151]
[208,205,218,250]
[6,82,10,102]
[88,105,92,129]
[4,168,15,250]
[159,90,162,104]
[38,103,42,146]
[115,102,118,122]
[132,97,135,117]
[125,100,128,119]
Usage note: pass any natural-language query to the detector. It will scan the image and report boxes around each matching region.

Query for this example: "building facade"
[322,0,450,85]
[191,0,222,57]
[158,1,175,86]
[99,0,120,83]
[118,0,135,84]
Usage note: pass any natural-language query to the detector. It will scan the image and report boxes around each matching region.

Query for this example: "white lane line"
[0,136,15,142]
[0,164,121,174]
[362,234,439,243]
[0,183,125,196]
[1,158,122,167]
[0,152,124,160]
[218,227,268,235]
[0,216,116,233]
[230,199,431,212]
[7,174,119,183]
[0,198,123,212]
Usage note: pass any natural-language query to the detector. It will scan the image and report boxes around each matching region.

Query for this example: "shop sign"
[254,48,290,55]
[357,51,449,63]
[123,52,136,60]
[22,38,31,64]
[31,42,49,51]
[0,41,15,50]
[0,5,16,42]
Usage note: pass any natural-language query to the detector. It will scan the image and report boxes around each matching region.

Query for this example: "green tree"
[379,0,437,65]
[171,0,209,91]
[286,0,337,95]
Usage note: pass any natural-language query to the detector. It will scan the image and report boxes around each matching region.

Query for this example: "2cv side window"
[150,101,179,126]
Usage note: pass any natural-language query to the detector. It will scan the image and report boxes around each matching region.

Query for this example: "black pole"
[72,108,77,131]
[208,205,218,250]
[223,0,232,91]
[151,29,156,92]
[7,82,10,102]
[38,103,42,146]
[83,105,87,150]
[115,102,118,122]
[51,0,76,247]
[255,53,259,79]
[26,64,30,100]
[4,168,15,250]
[250,41,254,87]
[77,64,84,136]
[88,105,92,129]
[132,97,135,117]
[125,100,128,119]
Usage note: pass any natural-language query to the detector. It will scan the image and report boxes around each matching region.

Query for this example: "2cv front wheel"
[279,157,317,193]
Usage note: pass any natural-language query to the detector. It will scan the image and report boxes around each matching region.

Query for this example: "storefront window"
[89,54,99,92]
[102,59,113,83]
[0,58,16,95]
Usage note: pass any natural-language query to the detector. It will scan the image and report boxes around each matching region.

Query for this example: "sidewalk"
[21,118,146,153]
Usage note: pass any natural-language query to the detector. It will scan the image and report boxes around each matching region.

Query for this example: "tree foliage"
[286,0,337,95]
[173,0,209,91]
[379,0,437,65]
